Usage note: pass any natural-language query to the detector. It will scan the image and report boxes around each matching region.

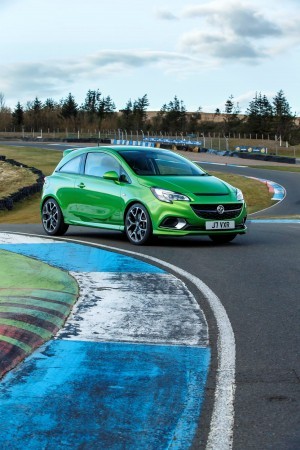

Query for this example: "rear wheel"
[125,203,152,245]
[42,198,69,236]
[209,233,237,244]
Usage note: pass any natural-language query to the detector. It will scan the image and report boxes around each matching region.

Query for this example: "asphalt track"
[0,142,299,449]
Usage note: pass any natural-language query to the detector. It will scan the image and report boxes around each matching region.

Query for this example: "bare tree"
[0,92,12,130]
[0,92,6,111]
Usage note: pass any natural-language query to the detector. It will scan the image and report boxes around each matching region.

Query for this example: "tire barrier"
[0,156,45,211]
[237,152,296,164]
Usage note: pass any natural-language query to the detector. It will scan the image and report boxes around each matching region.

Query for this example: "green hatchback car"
[41,146,247,245]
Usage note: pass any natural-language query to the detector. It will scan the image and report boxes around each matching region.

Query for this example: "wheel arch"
[40,194,62,213]
[123,200,152,226]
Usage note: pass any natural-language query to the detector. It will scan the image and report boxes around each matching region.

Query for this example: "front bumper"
[150,200,247,236]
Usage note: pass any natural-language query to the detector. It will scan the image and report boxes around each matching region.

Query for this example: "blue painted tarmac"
[0,340,210,449]
[0,242,164,273]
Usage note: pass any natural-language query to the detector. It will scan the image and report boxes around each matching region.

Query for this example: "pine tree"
[43,98,60,130]
[82,89,101,123]
[119,100,134,130]
[158,96,187,132]
[132,94,150,130]
[12,102,24,130]
[44,98,57,110]
[61,93,78,120]
[246,92,273,135]
[272,90,295,140]
[224,95,235,114]
[223,95,241,134]
[96,96,116,128]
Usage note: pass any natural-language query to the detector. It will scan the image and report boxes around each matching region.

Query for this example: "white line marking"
[194,160,247,168]
[0,231,236,450]
[0,233,59,244]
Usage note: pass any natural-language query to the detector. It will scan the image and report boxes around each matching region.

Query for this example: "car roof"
[62,145,171,159]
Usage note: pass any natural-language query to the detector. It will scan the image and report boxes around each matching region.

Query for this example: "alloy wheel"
[125,204,151,245]
[42,200,59,233]
[42,199,69,236]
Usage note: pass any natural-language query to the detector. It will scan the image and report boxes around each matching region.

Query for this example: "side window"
[58,155,82,174]
[84,153,121,178]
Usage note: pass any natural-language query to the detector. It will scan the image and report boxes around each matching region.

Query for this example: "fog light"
[175,218,187,229]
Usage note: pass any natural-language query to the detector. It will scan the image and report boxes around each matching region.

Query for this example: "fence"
[0,130,299,158]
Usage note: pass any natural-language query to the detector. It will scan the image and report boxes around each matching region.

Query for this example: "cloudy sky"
[0,0,299,113]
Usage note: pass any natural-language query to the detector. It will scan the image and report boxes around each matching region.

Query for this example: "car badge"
[217,205,225,214]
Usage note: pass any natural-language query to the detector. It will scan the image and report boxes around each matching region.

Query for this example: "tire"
[209,233,237,244]
[42,198,69,236]
[125,203,152,245]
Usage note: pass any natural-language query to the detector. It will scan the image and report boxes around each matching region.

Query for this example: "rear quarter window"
[58,155,82,174]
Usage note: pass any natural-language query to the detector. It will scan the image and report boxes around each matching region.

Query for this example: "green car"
[41,146,247,245]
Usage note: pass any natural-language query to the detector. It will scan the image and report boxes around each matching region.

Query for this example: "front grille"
[193,193,229,196]
[191,203,243,220]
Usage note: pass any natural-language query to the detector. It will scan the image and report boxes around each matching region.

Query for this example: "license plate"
[205,220,235,230]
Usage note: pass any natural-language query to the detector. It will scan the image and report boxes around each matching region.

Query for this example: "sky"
[0,0,299,114]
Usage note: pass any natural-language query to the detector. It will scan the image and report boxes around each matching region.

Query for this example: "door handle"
[77,182,85,189]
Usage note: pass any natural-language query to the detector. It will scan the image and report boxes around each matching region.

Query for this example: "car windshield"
[118,150,208,176]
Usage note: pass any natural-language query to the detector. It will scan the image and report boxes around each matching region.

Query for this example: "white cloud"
[179,30,263,62]
[155,8,178,20]
[0,50,206,104]
[177,0,299,64]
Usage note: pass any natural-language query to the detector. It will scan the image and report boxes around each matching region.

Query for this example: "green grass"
[0,193,42,224]
[0,146,61,223]
[0,146,61,175]
[0,145,275,223]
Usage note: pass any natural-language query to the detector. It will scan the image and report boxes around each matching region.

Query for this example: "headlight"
[236,188,244,201]
[151,187,190,203]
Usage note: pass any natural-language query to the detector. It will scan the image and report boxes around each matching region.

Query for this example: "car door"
[54,154,83,222]
[74,152,125,227]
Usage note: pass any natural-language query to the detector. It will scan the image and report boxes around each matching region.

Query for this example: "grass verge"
[0,146,61,176]
[0,162,38,199]
[0,146,61,224]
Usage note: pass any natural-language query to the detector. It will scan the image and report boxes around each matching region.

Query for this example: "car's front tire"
[125,203,152,245]
[209,233,237,244]
[42,198,69,236]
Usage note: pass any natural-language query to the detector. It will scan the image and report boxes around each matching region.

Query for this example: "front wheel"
[209,233,237,244]
[125,203,152,245]
[42,198,69,236]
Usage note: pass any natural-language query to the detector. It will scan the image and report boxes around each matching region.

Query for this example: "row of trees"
[0,89,298,143]
[221,91,296,141]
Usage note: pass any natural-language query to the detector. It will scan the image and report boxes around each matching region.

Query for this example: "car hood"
[138,175,235,197]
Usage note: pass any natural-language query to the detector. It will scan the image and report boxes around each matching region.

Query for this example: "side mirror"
[103,170,119,181]
[119,173,130,183]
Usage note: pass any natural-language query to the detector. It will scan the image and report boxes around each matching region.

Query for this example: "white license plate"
[205,220,235,230]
